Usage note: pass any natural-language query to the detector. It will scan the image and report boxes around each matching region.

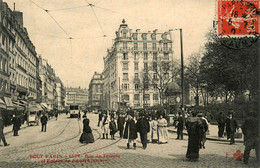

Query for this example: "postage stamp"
[217,0,259,37]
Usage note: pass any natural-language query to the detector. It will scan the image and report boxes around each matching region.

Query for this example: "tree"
[200,30,259,103]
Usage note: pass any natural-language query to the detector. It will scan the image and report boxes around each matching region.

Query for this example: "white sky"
[6,0,216,88]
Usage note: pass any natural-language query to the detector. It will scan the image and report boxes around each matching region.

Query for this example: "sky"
[5,0,216,88]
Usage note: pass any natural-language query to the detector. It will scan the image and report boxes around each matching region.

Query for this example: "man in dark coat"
[136,113,150,149]
[98,111,103,127]
[185,111,204,162]
[123,112,137,149]
[12,115,21,136]
[40,113,48,132]
[242,111,259,164]
[225,111,238,145]
[0,116,9,146]
[117,113,125,138]
[176,112,184,140]
[109,117,117,140]
[217,111,225,138]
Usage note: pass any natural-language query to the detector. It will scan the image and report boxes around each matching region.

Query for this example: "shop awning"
[12,101,25,111]
[28,104,43,112]
[0,98,6,109]
[4,97,15,110]
[19,100,28,106]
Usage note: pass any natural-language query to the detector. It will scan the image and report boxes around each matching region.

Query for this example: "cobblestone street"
[0,113,258,168]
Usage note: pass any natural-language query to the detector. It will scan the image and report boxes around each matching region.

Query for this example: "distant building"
[88,72,103,111]
[39,56,57,110]
[55,77,66,110]
[65,87,88,109]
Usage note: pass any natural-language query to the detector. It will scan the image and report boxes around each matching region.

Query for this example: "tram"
[69,104,79,118]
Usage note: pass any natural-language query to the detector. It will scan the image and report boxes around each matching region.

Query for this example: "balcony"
[120,47,130,52]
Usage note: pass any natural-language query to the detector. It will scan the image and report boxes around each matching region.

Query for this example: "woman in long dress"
[157,115,168,144]
[79,116,94,144]
[151,116,158,143]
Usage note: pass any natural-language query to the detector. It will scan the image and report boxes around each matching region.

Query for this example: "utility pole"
[180,29,184,110]
[118,77,120,113]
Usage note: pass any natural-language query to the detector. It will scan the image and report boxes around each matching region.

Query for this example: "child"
[109,117,117,140]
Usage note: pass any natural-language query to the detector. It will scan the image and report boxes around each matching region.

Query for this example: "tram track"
[1,116,82,155]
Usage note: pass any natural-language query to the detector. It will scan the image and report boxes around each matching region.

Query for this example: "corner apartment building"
[103,20,173,110]
[88,72,103,110]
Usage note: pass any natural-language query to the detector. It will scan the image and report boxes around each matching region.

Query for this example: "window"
[123,53,128,60]
[134,62,138,70]
[134,53,138,60]
[134,73,139,80]
[163,63,169,70]
[123,32,127,38]
[123,42,127,49]
[144,83,149,90]
[153,94,158,100]
[144,94,150,100]
[144,52,148,60]
[123,73,128,81]
[163,43,168,50]
[134,94,139,101]
[123,63,128,70]
[153,62,157,71]
[164,53,169,60]
[153,73,157,80]
[164,72,169,79]
[143,43,147,50]
[144,73,149,81]
[152,43,156,50]
[153,53,157,60]
[135,84,139,90]
[144,63,148,71]
[123,94,129,101]
[134,43,138,50]
[122,84,129,91]
[153,84,157,90]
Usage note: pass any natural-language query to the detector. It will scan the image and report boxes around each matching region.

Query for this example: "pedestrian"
[176,112,184,140]
[117,113,125,138]
[157,114,168,144]
[241,110,259,164]
[55,112,58,120]
[24,112,27,125]
[101,113,110,139]
[78,111,81,120]
[40,113,48,132]
[136,113,150,149]
[217,111,225,138]
[0,116,9,146]
[123,111,137,149]
[109,117,117,140]
[79,115,94,144]
[151,116,158,143]
[225,110,238,145]
[11,114,21,136]
[197,113,208,149]
[185,111,204,162]
[147,116,153,143]
[98,110,103,127]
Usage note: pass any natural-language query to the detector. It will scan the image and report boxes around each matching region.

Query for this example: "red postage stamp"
[218,0,259,36]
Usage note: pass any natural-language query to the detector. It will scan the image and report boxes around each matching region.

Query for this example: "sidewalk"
[168,124,244,143]
[3,117,56,136]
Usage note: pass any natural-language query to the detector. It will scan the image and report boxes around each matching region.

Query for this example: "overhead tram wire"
[84,1,106,37]
[27,0,71,39]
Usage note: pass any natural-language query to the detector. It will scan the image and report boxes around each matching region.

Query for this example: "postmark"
[215,0,259,49]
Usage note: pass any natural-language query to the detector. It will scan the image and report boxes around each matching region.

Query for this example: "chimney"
[13,3,15,11]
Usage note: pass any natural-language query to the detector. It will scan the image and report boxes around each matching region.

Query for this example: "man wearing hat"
[136,112,150,149]
[123,111,137,149]
[176,111,184,140]
[0,115,10,146]
[225,110,238,145]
